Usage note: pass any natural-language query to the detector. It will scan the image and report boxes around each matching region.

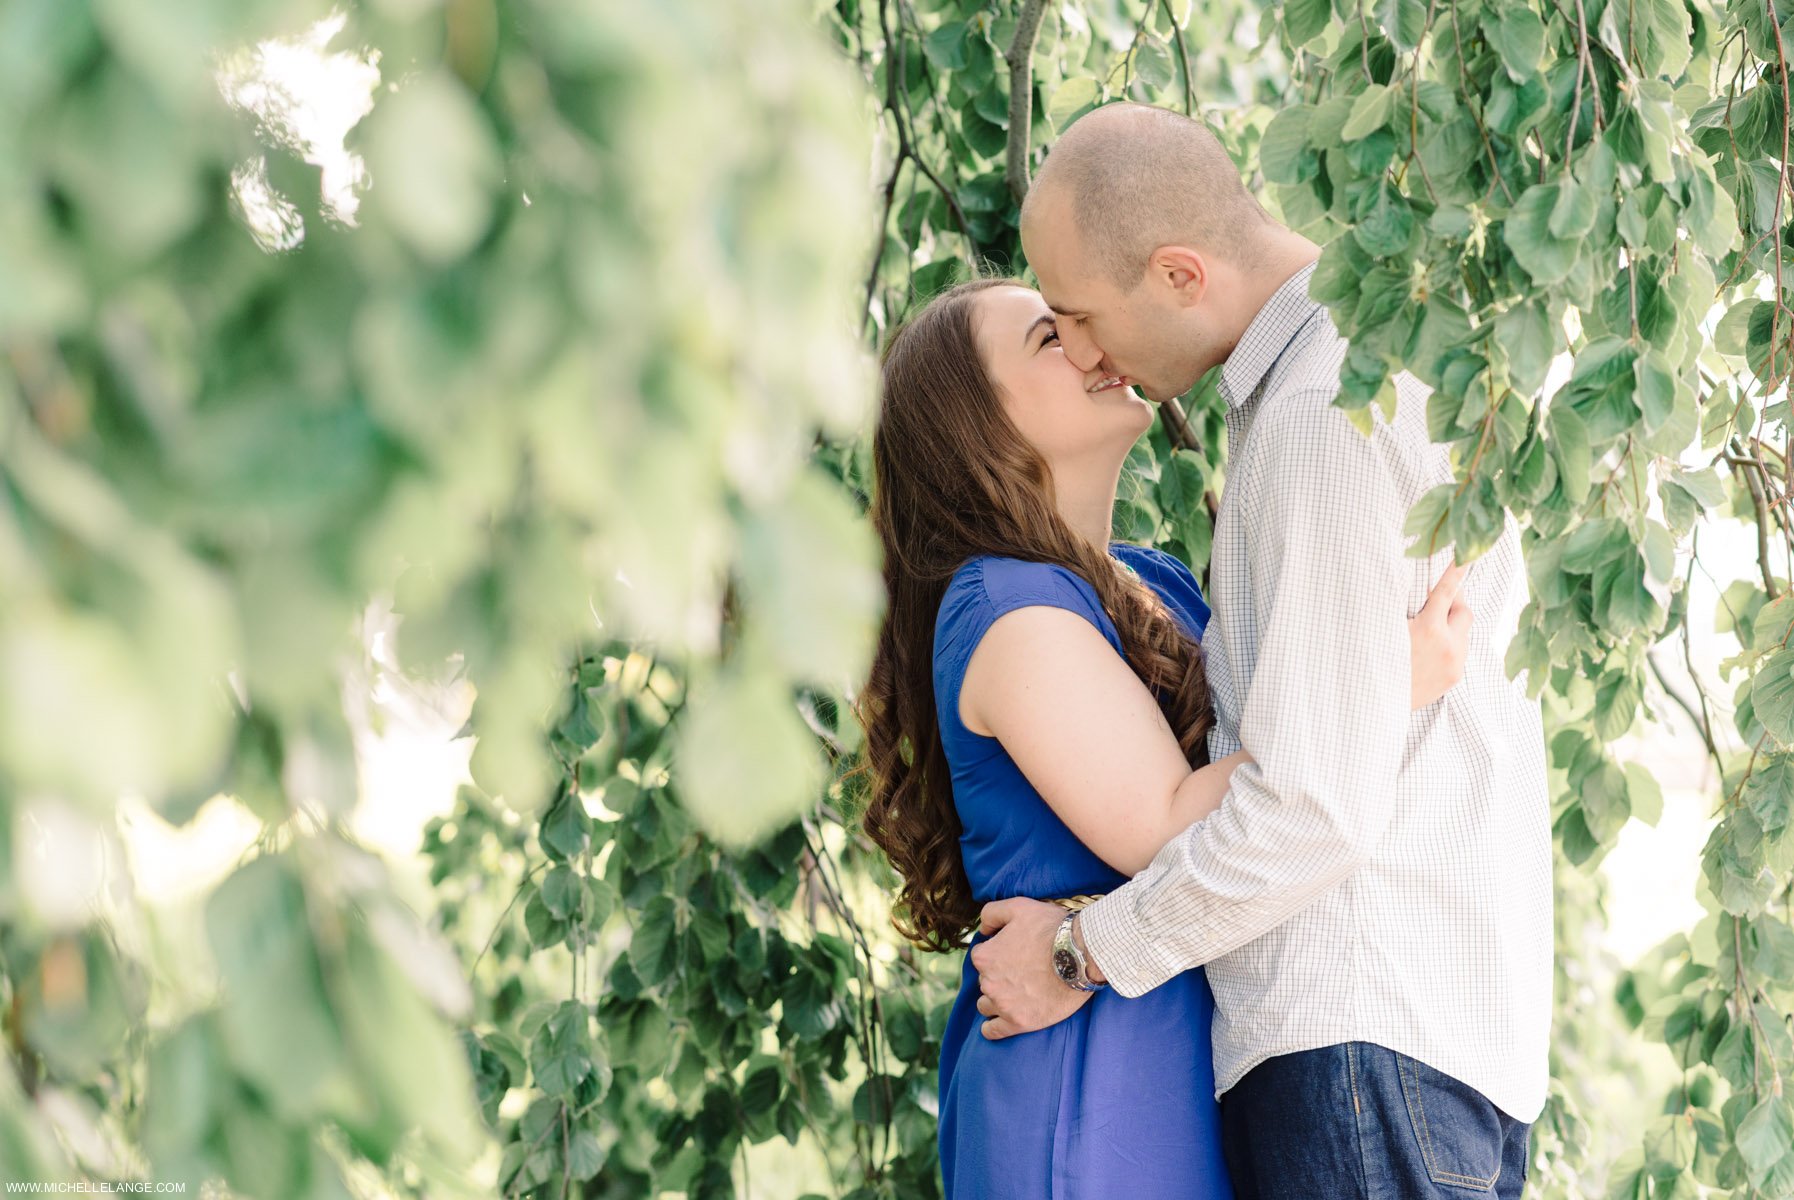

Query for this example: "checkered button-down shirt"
[1078,261,1554,1122]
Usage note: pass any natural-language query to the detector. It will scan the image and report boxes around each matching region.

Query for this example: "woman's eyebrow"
[1023,314,1056,346]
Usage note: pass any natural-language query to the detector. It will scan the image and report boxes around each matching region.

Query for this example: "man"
[968,102,1552,1197]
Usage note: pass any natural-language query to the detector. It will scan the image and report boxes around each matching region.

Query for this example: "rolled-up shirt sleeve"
[1079,390,1413,997]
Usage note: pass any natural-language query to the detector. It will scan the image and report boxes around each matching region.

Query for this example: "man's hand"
[967,898,1095,1040]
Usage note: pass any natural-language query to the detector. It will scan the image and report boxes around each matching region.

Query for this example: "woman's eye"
[1042,329,1059,345]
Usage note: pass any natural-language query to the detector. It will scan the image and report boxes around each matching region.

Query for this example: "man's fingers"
[980,1017,1020,1041]
[976,994,999,1019]
[978,900,1016,936]
[1420,563,1470,619]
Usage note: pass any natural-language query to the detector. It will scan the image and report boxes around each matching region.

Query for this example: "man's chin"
[1139,378,1200,404]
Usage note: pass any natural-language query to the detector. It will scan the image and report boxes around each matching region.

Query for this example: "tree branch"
[1733,435,1784,599]
[1649,650,1720,764]
[1005,0,1049,205]
[1158,396,1203,455]
[1161,0,1196,117]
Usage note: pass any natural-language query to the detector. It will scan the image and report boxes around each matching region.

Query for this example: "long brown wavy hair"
[857,278,1214,951]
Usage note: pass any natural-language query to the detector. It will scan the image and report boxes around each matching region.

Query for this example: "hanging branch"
[1158,396,1203,455]
[1005,0,1049,204]
[1731,435,1785,599]
[1160,0,1196,116]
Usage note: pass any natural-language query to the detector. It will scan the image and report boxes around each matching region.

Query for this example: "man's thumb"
[979,900,1014,936]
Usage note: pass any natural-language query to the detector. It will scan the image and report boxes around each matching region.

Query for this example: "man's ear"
[1149,245,1208,307]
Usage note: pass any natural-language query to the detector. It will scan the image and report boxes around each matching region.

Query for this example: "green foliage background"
[0,0,1791,1195]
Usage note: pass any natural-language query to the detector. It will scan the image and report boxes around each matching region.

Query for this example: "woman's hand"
[1408,563,1472,710]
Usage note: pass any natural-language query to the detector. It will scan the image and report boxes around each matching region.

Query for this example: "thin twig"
[1005,0,1049,204]
[1161,0,1196,116]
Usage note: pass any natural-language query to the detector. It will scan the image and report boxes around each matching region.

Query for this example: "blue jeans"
[1218,1043,1530,1199]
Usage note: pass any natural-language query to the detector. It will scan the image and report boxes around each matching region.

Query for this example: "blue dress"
[933,544,1233,1200]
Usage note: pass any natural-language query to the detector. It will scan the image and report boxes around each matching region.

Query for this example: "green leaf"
[1133,36,1176,91]
[1260,105,1318,185]
[1157,450,1207,517]
[912,257,973,299]
[1342,84,1396,141]
[205,857,345,1119]
[541,790,591,863]
[1354,181,1415,257]
[1379,0,1428,49]
[1311,236,1371,302]
[1404,484,1455,557]
[1283,0,1333,47]
[1669,466,1726,510]
[852,1074,901,1124]
[361,72,501,264]
[1623,761,1664,827]
[1746,756,1794,832]
[1641,519,1677,584]
[1048,77,1100,130]
[1753,647,1794,745]
[923,21,968,70]
[1718,300,1769,357]
[529,1001,593,1098]
[541,865,581,919]
[631,895,679,987]
[1756,596,1794,652]
[1488,7,1546,79]
[567,1129,606,1181]
[1549,406,1592,504]
[1738,1097,1794,1178]
[740,469,883,686]
[1496,302,1556,393]
[1504,184,1581,285]
[1547,179,1597,239]
[1684,161,1739,257]
[337,922,481,1158]
[1634,350,1678,432]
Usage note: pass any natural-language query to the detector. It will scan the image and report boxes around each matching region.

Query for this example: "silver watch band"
[1053,911,1106,992]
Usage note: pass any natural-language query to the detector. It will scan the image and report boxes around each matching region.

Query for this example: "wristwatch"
[1052,911,1107,992]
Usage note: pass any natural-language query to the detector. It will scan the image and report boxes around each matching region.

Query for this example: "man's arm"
[1074,391,1412,995]
[972,391,1413,1027]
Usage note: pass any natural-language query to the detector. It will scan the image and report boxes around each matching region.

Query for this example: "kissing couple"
[856,102,1552,1199]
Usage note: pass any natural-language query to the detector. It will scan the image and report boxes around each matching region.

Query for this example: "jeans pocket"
[1393,1054,1506,1192]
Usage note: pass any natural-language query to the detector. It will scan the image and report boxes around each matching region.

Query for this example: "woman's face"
[972,285,1155,477]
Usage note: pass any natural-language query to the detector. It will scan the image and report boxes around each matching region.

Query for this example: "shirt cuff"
[1077,885,1189,999]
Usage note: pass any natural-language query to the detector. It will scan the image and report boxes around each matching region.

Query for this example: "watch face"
[1053,948,1079,982]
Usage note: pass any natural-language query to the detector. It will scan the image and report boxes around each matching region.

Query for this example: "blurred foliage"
[0,0,1782,1195]
[2,0,879,1191]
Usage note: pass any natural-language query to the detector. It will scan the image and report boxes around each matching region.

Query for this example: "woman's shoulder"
[1111,543,1199,588]
[935,555,1104,646]
[1111,544,1210,631]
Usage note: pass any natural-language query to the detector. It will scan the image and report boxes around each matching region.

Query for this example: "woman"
[856,278,1469,1198]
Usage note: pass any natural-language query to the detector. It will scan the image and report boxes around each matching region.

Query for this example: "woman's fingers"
[1419,562,1470,619]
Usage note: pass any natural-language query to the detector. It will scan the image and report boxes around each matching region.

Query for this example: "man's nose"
[1060,326,1103,372]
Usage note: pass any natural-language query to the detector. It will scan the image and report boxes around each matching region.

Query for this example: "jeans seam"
[1349,1045,1372,1199]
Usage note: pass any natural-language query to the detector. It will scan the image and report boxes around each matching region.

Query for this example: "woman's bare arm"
[960,568,1472,879]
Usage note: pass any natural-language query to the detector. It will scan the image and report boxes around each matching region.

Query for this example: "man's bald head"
[1023,103,1275,292]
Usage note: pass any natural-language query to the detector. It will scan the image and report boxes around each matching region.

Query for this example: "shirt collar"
[1216,259,1323,411]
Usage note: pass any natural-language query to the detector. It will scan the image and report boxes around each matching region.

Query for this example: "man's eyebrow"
[1023,314,1056,346]
[1045,302,1082,317]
